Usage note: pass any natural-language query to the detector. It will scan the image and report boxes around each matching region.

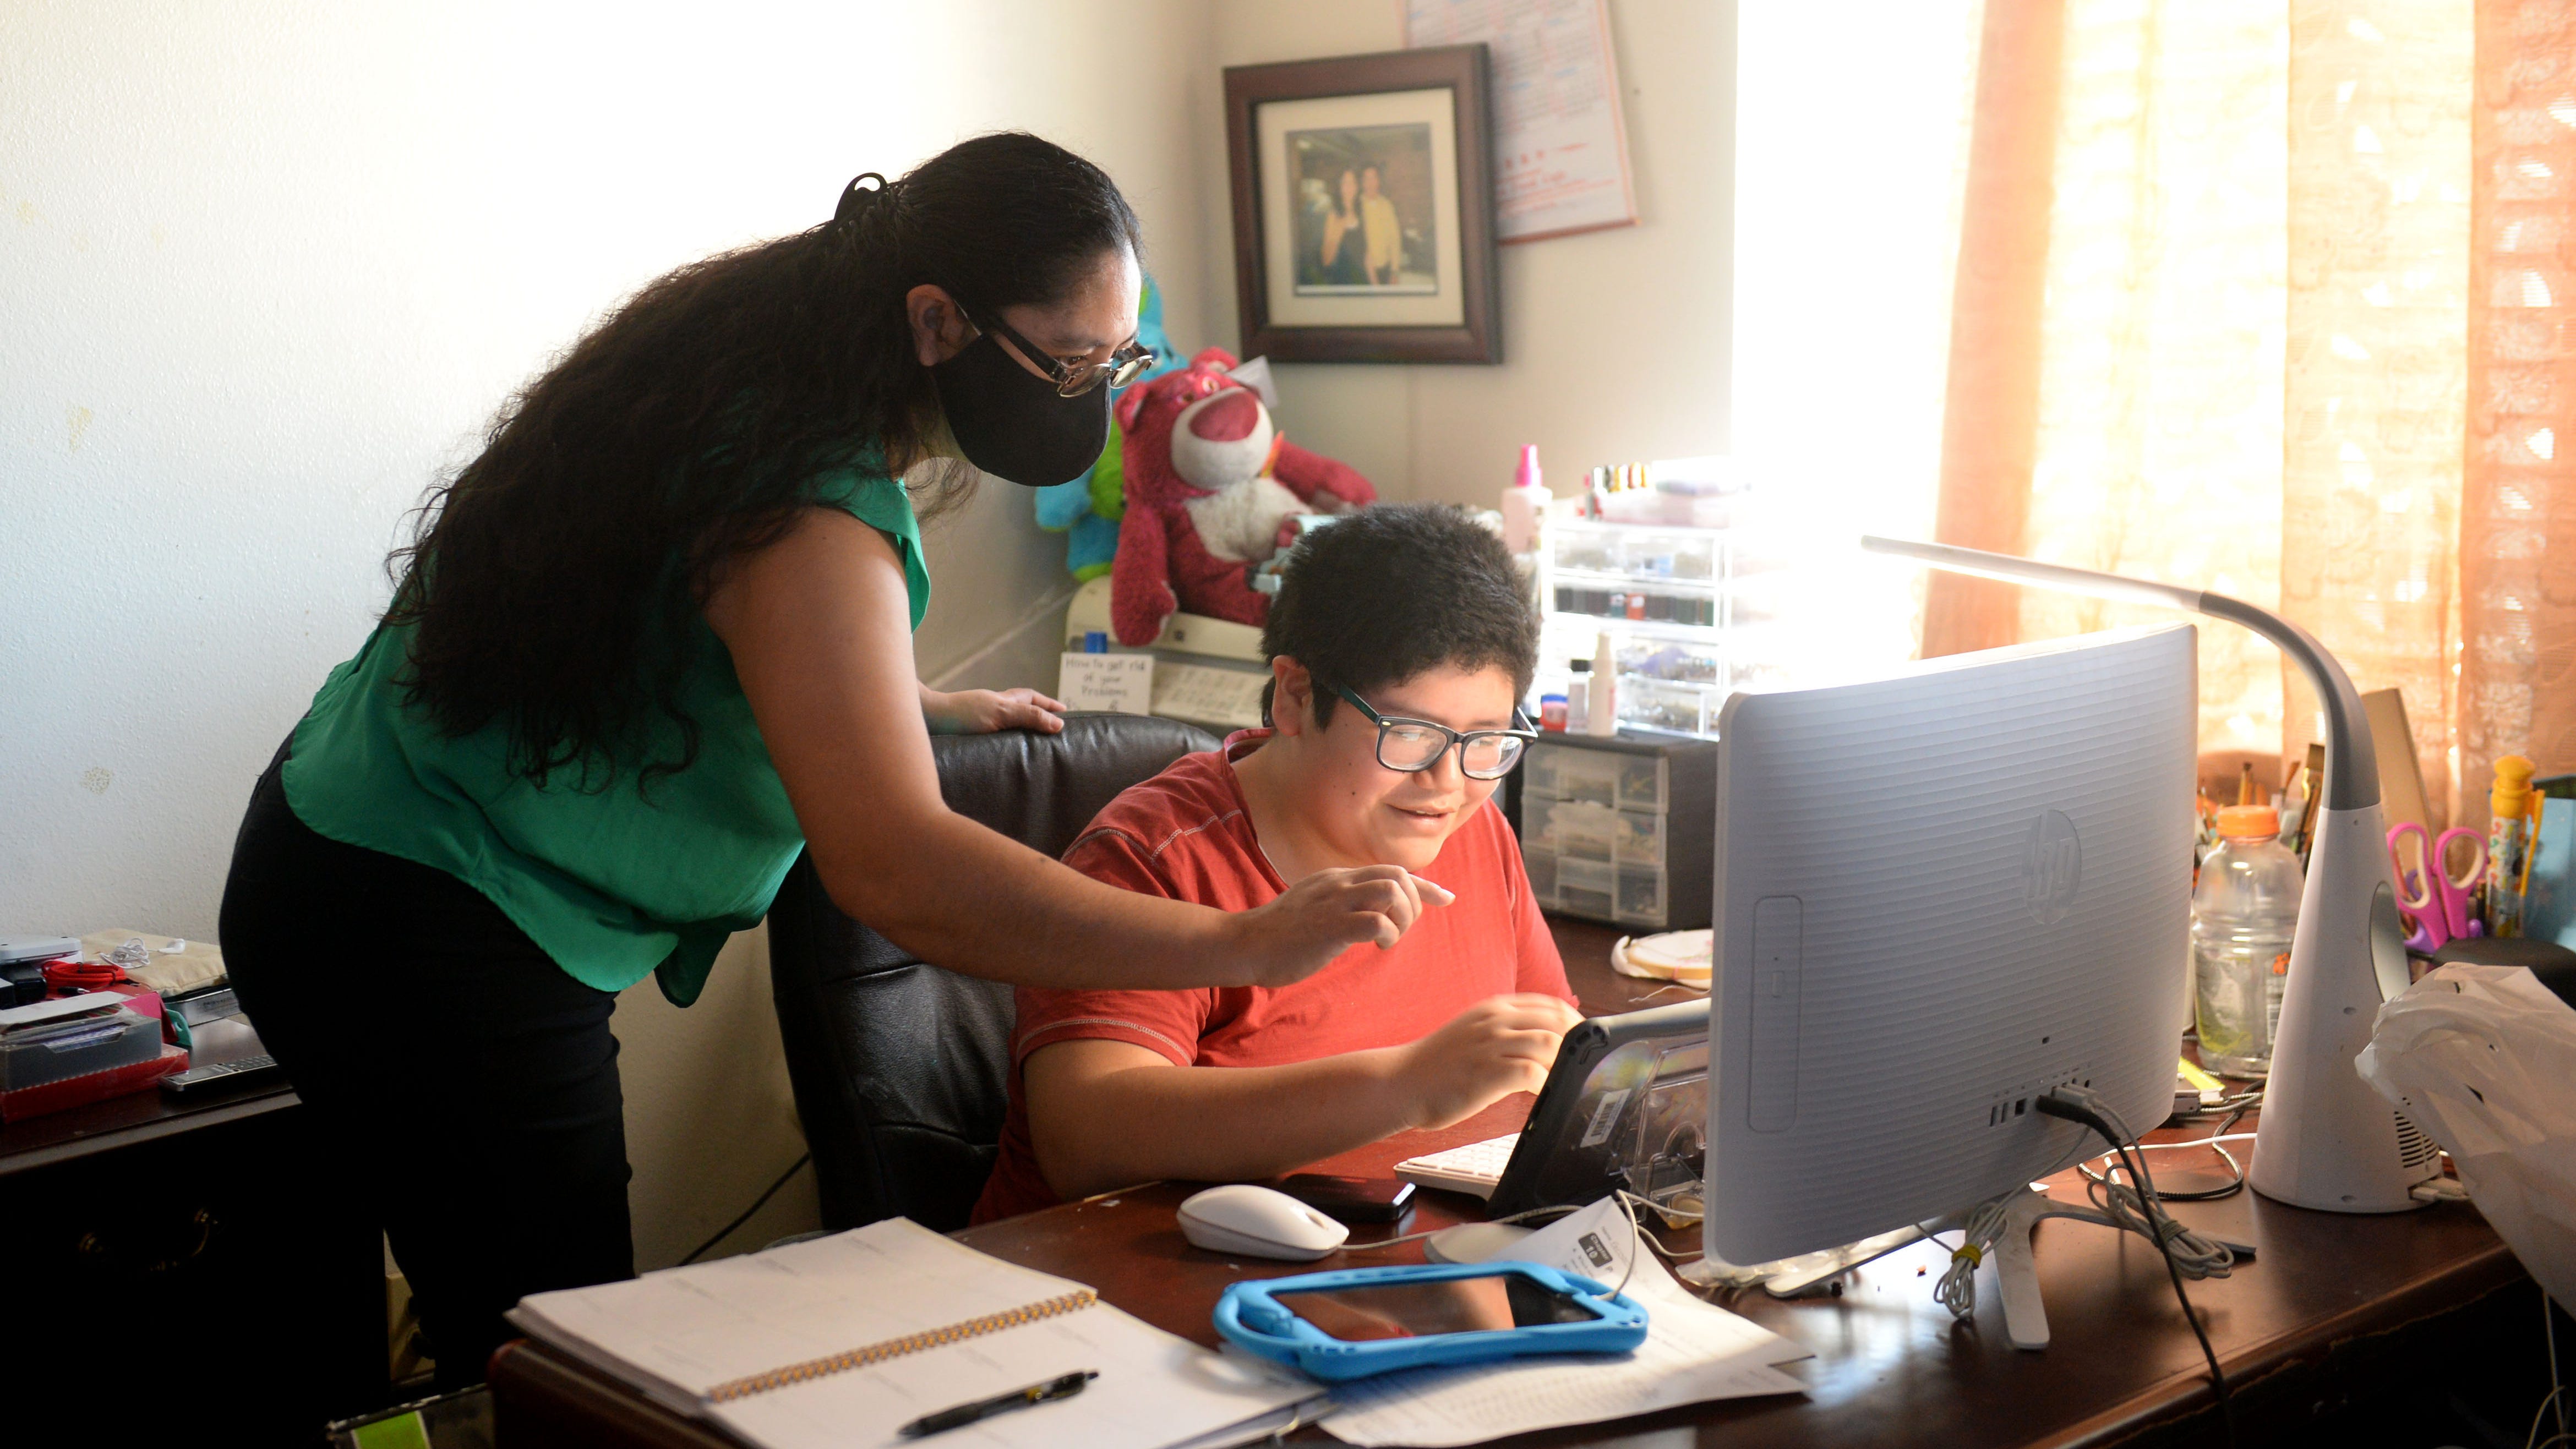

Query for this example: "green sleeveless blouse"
[281,463,929,1007]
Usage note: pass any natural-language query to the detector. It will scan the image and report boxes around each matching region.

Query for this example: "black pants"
[220,745,634,1390]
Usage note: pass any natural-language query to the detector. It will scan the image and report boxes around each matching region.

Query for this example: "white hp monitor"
[1702,625,2196,1266]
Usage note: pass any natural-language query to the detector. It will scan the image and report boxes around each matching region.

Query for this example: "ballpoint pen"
[898,1370,1098,1439]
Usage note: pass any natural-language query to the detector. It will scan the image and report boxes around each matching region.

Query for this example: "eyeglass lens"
[971,304,1152,397]
[1056,347,1154,397]
[1377,724,1524,778]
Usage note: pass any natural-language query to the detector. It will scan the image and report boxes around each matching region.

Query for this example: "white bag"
[2355,964,2576,1306]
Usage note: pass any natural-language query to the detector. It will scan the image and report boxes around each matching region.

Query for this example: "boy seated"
[972,504,1581,1223]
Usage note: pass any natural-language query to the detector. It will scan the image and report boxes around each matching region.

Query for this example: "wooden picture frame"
[1222,46,1500,365]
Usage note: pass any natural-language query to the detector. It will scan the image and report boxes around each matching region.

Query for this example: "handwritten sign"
[1058,653,1155,715]
[1404,0,1639,243]
[1150,663,1271,730]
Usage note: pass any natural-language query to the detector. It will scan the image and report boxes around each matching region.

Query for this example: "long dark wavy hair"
[384,133,1142,788]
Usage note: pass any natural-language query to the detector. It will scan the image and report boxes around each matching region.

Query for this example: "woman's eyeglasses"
[963,302,1157,397]
[1330,684,1538,781]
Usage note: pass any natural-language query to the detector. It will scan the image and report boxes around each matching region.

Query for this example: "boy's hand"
[1395,994,1584,1131]
[1229,867,1456,987]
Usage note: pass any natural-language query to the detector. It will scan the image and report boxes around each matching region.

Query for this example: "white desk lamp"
[1861,536,2436,1213]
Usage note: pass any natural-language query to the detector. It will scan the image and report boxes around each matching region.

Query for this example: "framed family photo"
[1223,46,1500,364]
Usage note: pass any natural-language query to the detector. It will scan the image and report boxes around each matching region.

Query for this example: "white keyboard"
[1394,1133,1522,1198]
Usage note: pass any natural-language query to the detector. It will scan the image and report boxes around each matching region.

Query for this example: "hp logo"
[2023,810,2082,924]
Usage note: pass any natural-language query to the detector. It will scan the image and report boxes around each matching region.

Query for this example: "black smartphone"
[1276,1174,1416,1223]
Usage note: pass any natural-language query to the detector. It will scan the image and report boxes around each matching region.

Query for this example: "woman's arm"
[1022,995,1581,1200]
[706,507,1446,992]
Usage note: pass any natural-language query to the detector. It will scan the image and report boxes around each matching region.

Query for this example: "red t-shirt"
[970,730,1573,1224]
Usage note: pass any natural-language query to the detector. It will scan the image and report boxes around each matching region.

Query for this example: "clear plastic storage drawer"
[0,1007,161,1092]
[1524,742,1620,807]
[1525,794,1618,862]
[1553,857,1618,920]
[1614,865,1667,926]
[1610,809,1666,866]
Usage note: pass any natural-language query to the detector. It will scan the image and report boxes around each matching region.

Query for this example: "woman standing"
[219,133,1442,1388]
[1319,167,1368,286]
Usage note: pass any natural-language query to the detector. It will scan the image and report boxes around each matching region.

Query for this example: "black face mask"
[930,333,1111,488]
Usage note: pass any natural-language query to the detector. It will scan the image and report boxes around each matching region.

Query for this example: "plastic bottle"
[2191,804,2304,1076]
[1586,632,1619,737]
[1565,658,1591,733]
[2487,754,2537,938]
[1500,445,1548,554]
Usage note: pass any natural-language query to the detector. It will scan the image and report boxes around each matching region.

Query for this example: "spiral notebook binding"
[703,1288,1101,1403]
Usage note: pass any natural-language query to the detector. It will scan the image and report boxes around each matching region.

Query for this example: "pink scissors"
[2387,823,2486,952]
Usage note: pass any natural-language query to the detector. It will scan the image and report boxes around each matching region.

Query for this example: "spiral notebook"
[507,1217,1319,1449]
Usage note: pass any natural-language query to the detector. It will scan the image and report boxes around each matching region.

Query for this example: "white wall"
[2,0,1768,1275]
[0,0,1215,1268]
[1197,0,1738,507]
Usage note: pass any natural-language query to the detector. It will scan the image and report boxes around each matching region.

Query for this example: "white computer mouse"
[1176,1184,1350,1261]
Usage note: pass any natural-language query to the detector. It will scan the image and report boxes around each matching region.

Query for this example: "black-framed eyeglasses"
[958,299,1158,397]
[1331,684,1539,780]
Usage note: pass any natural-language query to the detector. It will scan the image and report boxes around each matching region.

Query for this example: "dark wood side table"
[492,918,2550,1447]
[1,1074,389,1447]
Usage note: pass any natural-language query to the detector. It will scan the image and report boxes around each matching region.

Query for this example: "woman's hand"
[920,684,1066,736]
[1224,866,1455,988]
[1394,994,1585,1131]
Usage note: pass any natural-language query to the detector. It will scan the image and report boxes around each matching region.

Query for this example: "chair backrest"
[767,712,1223,1231]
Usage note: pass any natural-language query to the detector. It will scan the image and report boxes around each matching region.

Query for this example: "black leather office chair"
[767,712,1224,1232]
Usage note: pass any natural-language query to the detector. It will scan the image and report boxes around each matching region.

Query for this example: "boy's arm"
[1022,994,1579,1201]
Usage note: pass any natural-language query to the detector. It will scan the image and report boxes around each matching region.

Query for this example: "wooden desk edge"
[492,1341,741,1449]
[0,1080,299,1178]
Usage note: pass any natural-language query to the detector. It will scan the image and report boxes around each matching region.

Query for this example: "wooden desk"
[493,918,2542,1447]
[2,1074,391,1445]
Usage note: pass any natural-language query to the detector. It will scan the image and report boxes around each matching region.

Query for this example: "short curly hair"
[1259,504,1539,727]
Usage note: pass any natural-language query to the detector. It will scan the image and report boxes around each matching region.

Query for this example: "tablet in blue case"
[1213,1261,1649,1381]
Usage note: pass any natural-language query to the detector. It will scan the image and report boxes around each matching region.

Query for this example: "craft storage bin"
[1510,734,1715,931]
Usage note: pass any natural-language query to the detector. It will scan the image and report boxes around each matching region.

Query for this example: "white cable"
[2553,1294,2568,1443]
[2536,1389,2573,1449]
[1935,1190,2016,1321]
[1335,1202,1581,1254]
[2537,1295,2568,1449]
[2134,1132,2257,1147]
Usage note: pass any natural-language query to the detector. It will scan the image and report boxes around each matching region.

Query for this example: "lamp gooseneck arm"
[1857,537,2379,810]
[2190,594,2377,811]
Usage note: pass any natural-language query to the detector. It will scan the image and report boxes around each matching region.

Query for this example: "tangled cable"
[2038,1084,2238,1446]
[1934,1190,2015,1320]
[41,937,139,993]
[2073,1106,2235,1283]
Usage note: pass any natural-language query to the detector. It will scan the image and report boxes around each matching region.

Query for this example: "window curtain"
[2463,1,2576,821]
[1926,0,2572,828]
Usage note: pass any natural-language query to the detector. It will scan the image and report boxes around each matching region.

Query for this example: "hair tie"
[834,172,894,229]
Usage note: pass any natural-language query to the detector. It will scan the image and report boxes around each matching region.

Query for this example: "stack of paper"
[510,1218,1319,1449]
[1319,1199,1809,1447]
